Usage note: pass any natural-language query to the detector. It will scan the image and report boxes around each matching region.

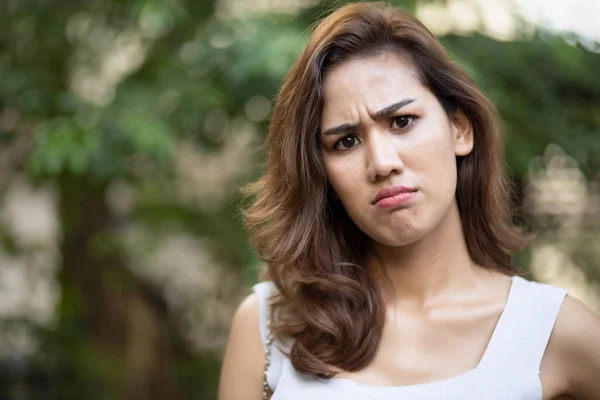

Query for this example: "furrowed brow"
[321,98,416,137]
[371,98,417,120]
[322,122,361,137]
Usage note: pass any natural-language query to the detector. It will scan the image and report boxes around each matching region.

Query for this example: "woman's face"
[320,52,473,247]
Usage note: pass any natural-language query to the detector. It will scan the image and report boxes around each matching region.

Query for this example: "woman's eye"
[334,135,359,150]
[391,115,416,130]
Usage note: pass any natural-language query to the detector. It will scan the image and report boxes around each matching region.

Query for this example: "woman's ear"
[451,108,474,156]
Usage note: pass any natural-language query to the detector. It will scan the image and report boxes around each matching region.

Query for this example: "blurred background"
[0,0,599,398]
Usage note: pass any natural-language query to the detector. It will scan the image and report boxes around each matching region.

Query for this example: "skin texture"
[219,53,600,400]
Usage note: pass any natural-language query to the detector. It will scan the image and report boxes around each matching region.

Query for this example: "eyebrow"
[321,98,417,136]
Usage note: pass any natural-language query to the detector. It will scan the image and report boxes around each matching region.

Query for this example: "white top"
[252,275,567,400]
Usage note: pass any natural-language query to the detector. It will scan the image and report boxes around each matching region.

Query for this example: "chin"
[376,234,424,248]
[366,224,427,248]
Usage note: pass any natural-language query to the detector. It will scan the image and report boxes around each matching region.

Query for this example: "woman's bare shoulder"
[232,293,262,333]
[544,294,600,399]
[218,293,264,400]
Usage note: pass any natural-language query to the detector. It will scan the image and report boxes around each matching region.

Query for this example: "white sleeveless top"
[253,276,567,400]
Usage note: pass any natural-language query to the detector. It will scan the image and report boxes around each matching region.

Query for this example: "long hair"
[243,2,529,378]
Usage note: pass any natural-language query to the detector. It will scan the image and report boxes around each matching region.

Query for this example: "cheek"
[414,142,457,180]
[411,123,457,178]
[324,156,369,220]
[324,155,361,197]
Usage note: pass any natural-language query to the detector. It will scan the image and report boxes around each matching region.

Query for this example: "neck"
[367,201,483,307]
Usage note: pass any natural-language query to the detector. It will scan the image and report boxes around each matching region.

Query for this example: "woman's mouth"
[372,185,418,208]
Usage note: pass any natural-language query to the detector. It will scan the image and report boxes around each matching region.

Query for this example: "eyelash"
[332,114,419,151]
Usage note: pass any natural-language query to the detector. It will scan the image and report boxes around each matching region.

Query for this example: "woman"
[219,2,600,399]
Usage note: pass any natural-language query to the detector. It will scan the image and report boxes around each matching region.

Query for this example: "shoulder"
[544,294,600,398]
[232,281,277,343]
[218,293,265,400]
[550,295,600,362]
[232,292,262,338]
[553,294,600,341]
[225,292,264,358]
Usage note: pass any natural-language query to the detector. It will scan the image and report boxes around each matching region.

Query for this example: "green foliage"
[28,118,101,177]
[442,34,600,177]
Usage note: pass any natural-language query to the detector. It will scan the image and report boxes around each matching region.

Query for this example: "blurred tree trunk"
[58,179,180,400]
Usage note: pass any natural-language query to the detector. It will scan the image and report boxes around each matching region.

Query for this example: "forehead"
[321,53,429,122]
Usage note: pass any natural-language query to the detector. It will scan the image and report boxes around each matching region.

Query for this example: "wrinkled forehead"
[320,53,430,125]
[321,51,421,93]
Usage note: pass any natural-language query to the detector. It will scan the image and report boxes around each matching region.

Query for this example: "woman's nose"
[366,133,404,182]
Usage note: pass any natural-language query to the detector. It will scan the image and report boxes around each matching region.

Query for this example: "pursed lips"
[371,185,418,206]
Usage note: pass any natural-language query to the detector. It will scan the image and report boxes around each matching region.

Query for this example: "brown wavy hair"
[243,2,529,378]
